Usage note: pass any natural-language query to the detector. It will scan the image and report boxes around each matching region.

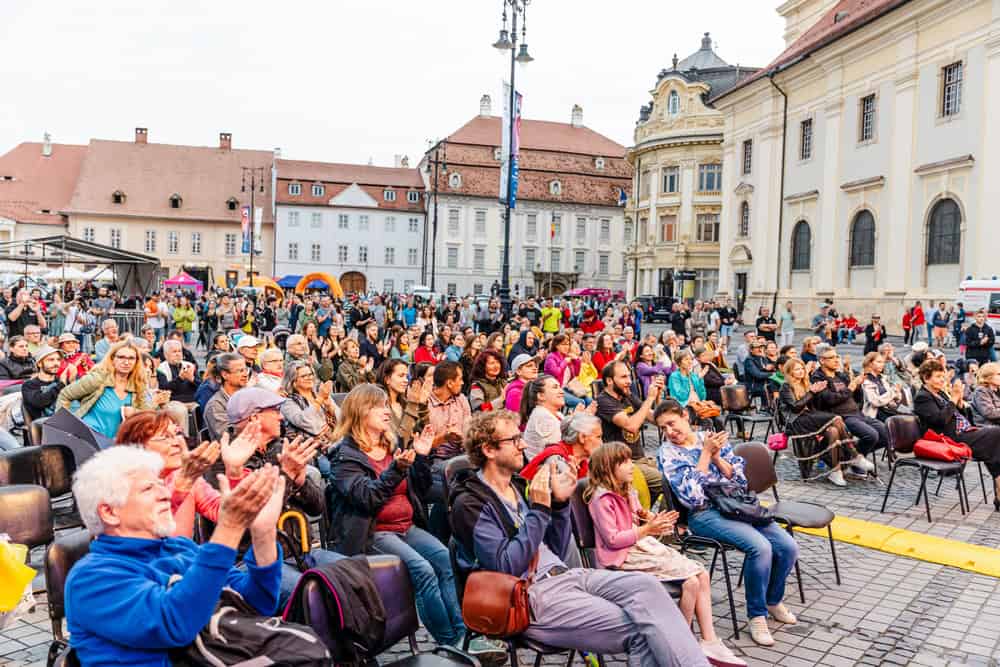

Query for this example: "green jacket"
[56,365,152,418]
[172,306,196,332]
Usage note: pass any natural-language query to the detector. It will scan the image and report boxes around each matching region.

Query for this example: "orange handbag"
[461,554,538,637]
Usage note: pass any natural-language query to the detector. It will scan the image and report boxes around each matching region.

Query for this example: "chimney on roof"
[480,94,492,117]
[42,132,52,157]
[394,154,403,168]
[135,127,148,144]
[701,32,712,50]
[273,147,282,158]
[401,156,410,168]
[571,104,584,128]
[219,132,232,150]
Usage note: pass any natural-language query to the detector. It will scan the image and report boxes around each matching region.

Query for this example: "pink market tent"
[565,287,611,298]
[164,271,204,294]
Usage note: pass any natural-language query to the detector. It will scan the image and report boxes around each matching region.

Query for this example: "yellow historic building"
[625,34,758,304]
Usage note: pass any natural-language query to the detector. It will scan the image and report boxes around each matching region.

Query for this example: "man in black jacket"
[964,309,995,365]
[157,339,199,403]
[810,348,886,473]
[22,346,72,420]
[743,340,775,403]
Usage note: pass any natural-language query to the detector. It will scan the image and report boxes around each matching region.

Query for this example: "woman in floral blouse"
[654,400,798,649]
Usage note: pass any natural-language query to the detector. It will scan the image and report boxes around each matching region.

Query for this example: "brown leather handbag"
[461,554,539,637]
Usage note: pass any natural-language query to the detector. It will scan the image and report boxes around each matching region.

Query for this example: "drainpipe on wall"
[767,73,789,314]
[632,157,640,299]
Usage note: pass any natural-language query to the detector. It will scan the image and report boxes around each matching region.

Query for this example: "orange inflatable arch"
[295,272,344,298]
[236,276,284,298]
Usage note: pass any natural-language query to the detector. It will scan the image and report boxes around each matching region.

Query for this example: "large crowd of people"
[5,280,1000,666]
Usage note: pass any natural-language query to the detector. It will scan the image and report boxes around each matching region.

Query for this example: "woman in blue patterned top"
[654,400,798,648]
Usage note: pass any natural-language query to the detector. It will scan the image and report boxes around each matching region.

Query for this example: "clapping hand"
[412,424,435,456]
[809,380,828,393]
[216,464,281,533]
[176,439,221,491]
[221,423,262,476]
[59,363,78,384]
[548,460,577,503]
[393,447,416,471]
[249,467,287,538]
[529,463,552,508]
[641,510,678,538]
[318,380,333,403]
[278,435,322,486]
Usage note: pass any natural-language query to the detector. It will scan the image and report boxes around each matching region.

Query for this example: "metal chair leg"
[564,651,575,667]
[737,558,745,589]
[919,469,933,522]
[880,463,899,513]
[507,641,520,667]
[708,548,719,580]
[720,549,739,640]
[978,461,989,505]
[934,474,944,497]
[828,524,841,586]
[786,525,805,603]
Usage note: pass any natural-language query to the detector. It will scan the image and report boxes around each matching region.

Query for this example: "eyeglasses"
[820,355,838,361]
[114,354,137,361]
[492,433,523,448]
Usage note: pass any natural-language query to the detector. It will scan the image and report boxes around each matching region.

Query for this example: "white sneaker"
[748,616,774,646]
[701,638,747,666]
[767,602,798,624]
[828,468,847,487]
[850,454,875,473]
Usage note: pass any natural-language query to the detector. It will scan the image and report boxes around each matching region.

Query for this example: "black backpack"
[170,588,331,666]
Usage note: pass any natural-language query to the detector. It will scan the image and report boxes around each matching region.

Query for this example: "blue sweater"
[65,535,281,667]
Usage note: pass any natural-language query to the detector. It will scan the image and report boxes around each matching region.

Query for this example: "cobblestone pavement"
[3,330,998,666]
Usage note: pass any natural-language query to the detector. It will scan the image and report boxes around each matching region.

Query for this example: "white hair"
[73,446,164,537]
[162,339,182,352]
[561,413,600,444]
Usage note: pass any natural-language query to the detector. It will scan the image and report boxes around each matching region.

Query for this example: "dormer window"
[384,189,397,202]
[668,91,680,116]
[594,157,606,171]
[448,172,462,189]
[226,197,238,211]
[407,191,419,203]
[112,190,126,204]
[311,184,325,197]
[549,180,562,196]
[288,183,302,196]
[169,194,182,209]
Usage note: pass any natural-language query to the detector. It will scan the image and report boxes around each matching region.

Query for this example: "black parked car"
[636,294,675,323]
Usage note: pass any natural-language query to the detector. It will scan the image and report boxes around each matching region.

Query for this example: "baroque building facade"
[625,34,757,304]
[421,96,631,298]
[714,0,998,330]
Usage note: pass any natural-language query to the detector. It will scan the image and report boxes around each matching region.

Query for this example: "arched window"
[739,202,750,237]
[849,210,876,267]
[791,220,811,271]
[169,193,182,209]
[668,91,680,116]
[927,198,961,265]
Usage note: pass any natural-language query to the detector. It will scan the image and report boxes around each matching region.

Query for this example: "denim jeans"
[842,414,888,456]
[562,389,592,411]
[372,527,464,645]
[688,509,798,620]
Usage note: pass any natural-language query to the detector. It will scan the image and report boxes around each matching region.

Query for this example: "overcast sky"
[1,1,783,166]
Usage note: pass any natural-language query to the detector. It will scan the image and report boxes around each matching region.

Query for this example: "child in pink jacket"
[585,442,745,667]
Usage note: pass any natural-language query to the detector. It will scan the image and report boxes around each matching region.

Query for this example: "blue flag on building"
[617,187,627,206]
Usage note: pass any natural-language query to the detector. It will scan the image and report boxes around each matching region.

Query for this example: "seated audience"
[450,409,707,665]
[156,339,199,403]
[468,349,508,412]
[56,339,151,439]
[521,374,567,460]
[57,332,94,378]
[596,360,665,498]
[0,335,35,380]
[636,343,673,397]
[65,446,283,666]
[860,352,903,422]
[586,441,744,666]
[93,318,121,362]
[656,401,798,647]
[914,359,1000,511]
[336,337,376,390]
[971,362,1000,426]
[779,359,859,487]
[280,359,339,446]
[255,347,285,393]
[521,412,601,481]
[504,353,539,413]
[22,345,72,421]
[203,353,249,441]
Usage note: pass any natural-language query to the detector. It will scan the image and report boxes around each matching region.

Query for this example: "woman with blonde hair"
[777,357,858,486]
[972,362,1000,426]
[324,385,479,651]
[56,338,152,439]
[860,351,904,421]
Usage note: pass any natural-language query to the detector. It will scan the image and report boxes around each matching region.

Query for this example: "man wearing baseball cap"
[235,335,261,375]
[23,345,70,421]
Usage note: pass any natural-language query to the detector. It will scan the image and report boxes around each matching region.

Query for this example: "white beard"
[153,515,177,538]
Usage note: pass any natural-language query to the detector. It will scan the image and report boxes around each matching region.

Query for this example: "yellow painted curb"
[791,515,1000,578]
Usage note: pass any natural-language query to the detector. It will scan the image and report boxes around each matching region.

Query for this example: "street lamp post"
[493,0,533,316]
[241,166,266,290]
[424,140,447,291]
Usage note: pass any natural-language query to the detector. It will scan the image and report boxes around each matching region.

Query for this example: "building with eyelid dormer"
[273,157,426,295]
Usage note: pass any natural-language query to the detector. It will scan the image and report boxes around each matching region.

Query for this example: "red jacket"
[520,442,589,481]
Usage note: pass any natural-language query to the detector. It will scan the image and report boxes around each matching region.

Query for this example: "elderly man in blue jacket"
[65,445,285,667]
[450,410,709,667]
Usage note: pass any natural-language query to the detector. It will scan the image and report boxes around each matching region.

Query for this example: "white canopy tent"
[81,266,115,282]
[41,266,89,282]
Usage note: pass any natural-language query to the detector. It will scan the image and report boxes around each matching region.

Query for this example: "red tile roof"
[65,139,274,223]
[276,159,423,189]
[0,142,87,225]
[447,116,626,158]
[712,0,911,103]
